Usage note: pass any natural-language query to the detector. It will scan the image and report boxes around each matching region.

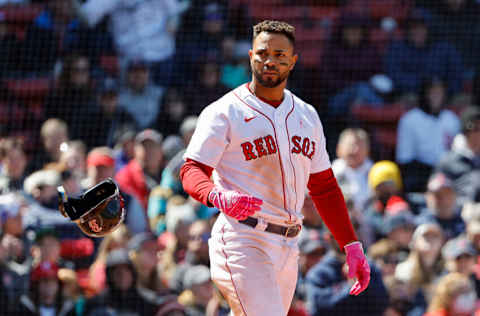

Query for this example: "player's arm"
[307,169,357,248]
[179,158,215,206]
[180,159,262,220]
[307,169,370,296]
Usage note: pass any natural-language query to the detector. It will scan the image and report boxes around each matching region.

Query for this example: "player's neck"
[248,81,285,108]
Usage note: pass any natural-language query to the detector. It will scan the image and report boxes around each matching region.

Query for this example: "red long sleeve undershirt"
[180,159,357,249]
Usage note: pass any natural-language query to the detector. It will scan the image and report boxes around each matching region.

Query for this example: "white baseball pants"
[209,213,299,316]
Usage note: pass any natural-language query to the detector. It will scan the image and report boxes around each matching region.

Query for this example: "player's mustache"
[263,68,279,73]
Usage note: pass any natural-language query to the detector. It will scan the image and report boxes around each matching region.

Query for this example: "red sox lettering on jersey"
[185,83,330,225]
[241,135,315,161]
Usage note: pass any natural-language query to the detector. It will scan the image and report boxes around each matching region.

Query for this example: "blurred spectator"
[416,173,465,240]
[186,61,229,116]
[176,2,228,84]
[0,230,30,315]
[164,198,197,264]
[33,118,69,172]
[364,160,405,239]
[30,228,61,268]
[158,88,189,137]
[424,272,479,316]
[85,146,147,234]
[57,140,87,186]
[91,77,136,148]
[21,169,80,240]
[178,265,213,316]
[0,137,28,194]
[118,60,165,130]
[116,129,164,210]
[396,78,460,192]
[220,40,250,90]
[382,212,416,252]
[128,232,180,313]
[384,10,464,95]
[429,0,480,71]
[162,135,185,164]
[332,128,373,211]
[319,14,382,99]
[171,220,211,293]
[88,224,131,295]
[442,237,476,276]
[0,11,19,75]
[437,106,480,202]
[23,169,61,211]
[327,74,394,117]
[17,261,75,316]
[368,239,404,278]
[149,116,204,232]
[296,229,328,306]
[383,276,426,316]
[127,233,161,292]
[395,223,445,303]
[83,146,116,189]
[19,0,79,73]
[84,248,156,316]
[44,54,98,146]
[112,127,136,173]
[58,268,84,313]
[301,194,323,231]
[72,0,189,86]
[305,232,389,316]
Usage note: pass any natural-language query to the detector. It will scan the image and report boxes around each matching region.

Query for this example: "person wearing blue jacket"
[384,10,464,96]
[305,233,389,316]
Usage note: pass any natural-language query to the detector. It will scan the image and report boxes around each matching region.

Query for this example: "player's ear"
[248,49,253,59]
[290,53,298,71]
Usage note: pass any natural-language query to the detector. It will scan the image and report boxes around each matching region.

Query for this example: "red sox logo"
[88,218,102,233]
[241,135,315,161]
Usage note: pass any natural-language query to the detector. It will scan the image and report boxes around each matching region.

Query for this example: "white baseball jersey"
[185,83,331,225]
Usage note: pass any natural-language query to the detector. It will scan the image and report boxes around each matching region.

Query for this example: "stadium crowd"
[0,0,480,315]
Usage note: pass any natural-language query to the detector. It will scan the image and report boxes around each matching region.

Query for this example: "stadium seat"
[4,77,51,101]
[351,102,406,124]
[1,4,43,24]
[369,0,412,20]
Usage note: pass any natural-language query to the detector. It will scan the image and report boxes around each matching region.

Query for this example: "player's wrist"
[207,188,218,207]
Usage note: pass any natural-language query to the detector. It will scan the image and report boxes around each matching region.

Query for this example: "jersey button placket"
[274,116,293,213]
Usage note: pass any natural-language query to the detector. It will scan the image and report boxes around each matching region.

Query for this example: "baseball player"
[180,20,370,316]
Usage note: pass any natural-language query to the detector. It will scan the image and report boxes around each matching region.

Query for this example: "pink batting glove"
[208,188,263,220]
[344,241,371,296]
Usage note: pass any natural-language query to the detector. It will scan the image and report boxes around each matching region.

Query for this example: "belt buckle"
[285,224,301,238]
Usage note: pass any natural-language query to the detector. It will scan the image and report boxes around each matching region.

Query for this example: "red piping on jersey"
[233,90,290,220]
[220,224,249,316]
[285,95,298,213]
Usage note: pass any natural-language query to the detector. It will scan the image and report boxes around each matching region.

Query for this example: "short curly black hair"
[253,20,295,45]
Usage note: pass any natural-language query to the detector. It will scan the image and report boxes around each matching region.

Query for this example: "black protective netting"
[0,0,480,315]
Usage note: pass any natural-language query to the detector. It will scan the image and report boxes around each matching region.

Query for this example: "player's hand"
[208,188,263,220]
[344,241,371,296]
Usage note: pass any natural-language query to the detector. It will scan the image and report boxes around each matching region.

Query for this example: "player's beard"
[253,67,289,88]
